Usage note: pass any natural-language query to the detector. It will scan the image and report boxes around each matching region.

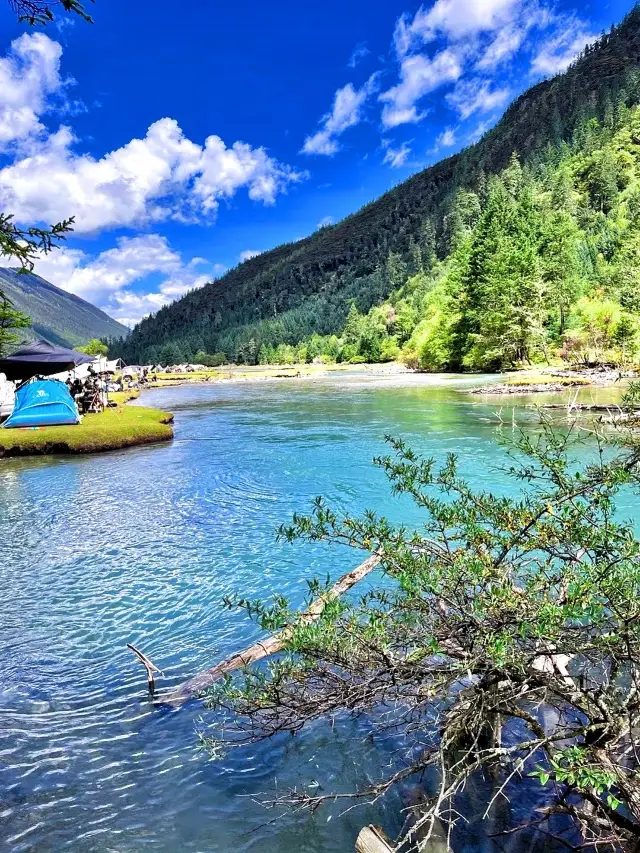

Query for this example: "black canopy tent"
[0,339,94,382]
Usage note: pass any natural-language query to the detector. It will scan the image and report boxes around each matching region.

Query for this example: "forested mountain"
[0,269,128,349]
[113,6,640,368]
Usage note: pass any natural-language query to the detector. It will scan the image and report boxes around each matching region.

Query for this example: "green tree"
[585,148,620,213]
[442,188,481,252]
[568,295,622,363]
[205,422,640,852]
[206,352,228,367]
[8,0,93,25]
[0,215,75,278]
[539,207,583,335]
[159,342,185,365]
[457,173,545,370]
[0,294,30,357]
[0,0,93,351]
[342,303,363,346]
[613,312,639,365]
[384,251,407,291]
[78,338,108,356]
[403,282,459,370]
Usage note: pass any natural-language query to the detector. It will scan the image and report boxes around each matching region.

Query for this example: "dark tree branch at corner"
[8,0,94,25]
[0,215,75,274]
[1,0,92,305]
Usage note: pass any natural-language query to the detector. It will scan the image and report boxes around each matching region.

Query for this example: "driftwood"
[355,825,394,853]
[542,403,637,412]
[160,552,382,706]
[471,382,588,395]
[127,643,164,694]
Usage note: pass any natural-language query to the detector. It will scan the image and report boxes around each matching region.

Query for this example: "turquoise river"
[0,374,630,853]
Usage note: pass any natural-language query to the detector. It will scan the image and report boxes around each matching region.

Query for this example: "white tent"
[92,357,123,374]
[50,363,90,382]
[50,356,124,382]
[0,373,15,419]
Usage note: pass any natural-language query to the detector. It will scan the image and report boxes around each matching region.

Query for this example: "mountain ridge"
[114,5,640,365]
[0,268,129,349]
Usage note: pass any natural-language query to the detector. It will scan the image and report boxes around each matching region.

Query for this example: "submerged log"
[355,825,394,853]
[160,552,381,706]
[543,403,640,412]
[127,643,164,694]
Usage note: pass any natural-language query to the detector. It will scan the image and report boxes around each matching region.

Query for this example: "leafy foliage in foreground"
[8,0,93,25]
[114,7,640,370]
[204,421,640,850]
[0,292,30,357]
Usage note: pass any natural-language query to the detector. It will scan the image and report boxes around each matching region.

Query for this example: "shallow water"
[0,375,629,852]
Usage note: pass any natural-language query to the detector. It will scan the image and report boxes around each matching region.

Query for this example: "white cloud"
[382,139,412,168]
[0,33,64,150]
[239,249,262,262]
[393,15,413,60]
[380,49,462,128]
[435,127,457,149]
[33,234,223,326]
[468,118,495,143]
[447,78,510,119]
[317,215,334,227]
[109,263,221,327]
[194,133,302,210]
[398,0,520,53]
[0,35,305,235]
[531,27,596,76]
[0,117,305,233]
[476,24,527,70]
[348,42,369,68]
[384,0,595,135]
[302,74,378,155]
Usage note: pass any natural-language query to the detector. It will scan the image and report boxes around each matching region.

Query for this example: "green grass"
[0,395,173,457]
[109,389,141,404]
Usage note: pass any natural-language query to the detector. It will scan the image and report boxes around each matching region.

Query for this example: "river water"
[0,375,627,852]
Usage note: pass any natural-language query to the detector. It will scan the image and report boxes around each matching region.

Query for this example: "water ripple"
[0,380,531,852]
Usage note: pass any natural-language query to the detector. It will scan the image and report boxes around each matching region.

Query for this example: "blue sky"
[0,0,633,326]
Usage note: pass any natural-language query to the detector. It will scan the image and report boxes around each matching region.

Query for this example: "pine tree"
[458,172,544,369]
[0,295,30,357]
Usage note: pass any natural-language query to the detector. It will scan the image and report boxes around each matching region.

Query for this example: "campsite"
[0,339,174,456]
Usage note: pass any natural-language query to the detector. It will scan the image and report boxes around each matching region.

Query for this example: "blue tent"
[3,379,80,429]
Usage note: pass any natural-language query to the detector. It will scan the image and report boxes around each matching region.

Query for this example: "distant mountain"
[0,268,128,349]
[114,6,640,366]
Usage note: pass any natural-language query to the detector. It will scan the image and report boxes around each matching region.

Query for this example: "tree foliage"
[0,215,75,276]
[0,294,30,357]
[203,419,640,851]
[77,338,108,356]
[8,0,93,25]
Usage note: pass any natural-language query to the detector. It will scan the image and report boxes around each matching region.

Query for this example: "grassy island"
[0,391,173,458]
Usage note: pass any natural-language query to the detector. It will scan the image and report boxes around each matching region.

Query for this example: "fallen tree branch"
[160,552,382,706]
[127,643,164,694]
[355,825,394,852]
